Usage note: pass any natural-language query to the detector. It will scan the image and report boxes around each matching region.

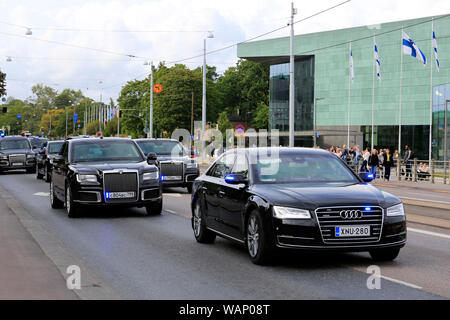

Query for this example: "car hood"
[0,149,33,155]
[250,182,400,210]
[69,161,156,174]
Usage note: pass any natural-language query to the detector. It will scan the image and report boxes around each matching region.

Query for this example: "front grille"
[103,172,138,203]
[315,206,383,244]
[9,154,26,165]
[160,162,183,180]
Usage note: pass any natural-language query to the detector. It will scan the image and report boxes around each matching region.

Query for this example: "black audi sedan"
[36,140,64,182]
[135,138,199,193]
[191,147,406,265]
[50,137,162,217]
[0,136,36,174]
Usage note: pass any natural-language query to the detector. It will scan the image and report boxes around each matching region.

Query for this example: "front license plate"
[164,176,182,181]
[335,225,370,237]
[108,191,135,199]
[12,163,23,166]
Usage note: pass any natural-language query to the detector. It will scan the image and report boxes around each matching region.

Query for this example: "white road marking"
[165,209,177,214]
[164,193,182,197]
[33,192,50,197]
[408,227,450,240]
[379,275,423,290]
[401,196,450,205]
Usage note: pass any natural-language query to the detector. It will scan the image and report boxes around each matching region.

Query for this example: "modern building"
[237,14,450,160]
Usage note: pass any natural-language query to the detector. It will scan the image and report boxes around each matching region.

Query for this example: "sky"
[0,0,449,104]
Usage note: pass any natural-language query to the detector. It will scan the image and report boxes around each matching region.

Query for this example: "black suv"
[135,138,199,193]
[0,136,36,173]
[50,137,162,217]
[36,140,64,182]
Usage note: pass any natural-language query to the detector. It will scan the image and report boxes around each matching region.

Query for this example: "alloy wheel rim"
[66,187,70,213]
[247,216,260,258]
[193,203,202,237]
[50,182,54,203]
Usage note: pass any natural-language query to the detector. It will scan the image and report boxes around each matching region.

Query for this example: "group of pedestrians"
[326,144,416,181]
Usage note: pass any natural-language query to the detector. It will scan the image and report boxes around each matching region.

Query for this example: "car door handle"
[218,190,225,197]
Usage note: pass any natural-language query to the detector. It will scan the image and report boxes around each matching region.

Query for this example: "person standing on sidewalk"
[402,145,412,181]
[383,149,393,181]
[368,149,379,178]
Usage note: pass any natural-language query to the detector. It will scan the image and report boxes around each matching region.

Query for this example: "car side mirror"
[225,173,248,185]
[359,172,375,182]
[147,152,158,164]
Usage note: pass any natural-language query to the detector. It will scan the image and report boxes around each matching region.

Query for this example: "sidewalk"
[373,178,450,194]
[0,193,77,299]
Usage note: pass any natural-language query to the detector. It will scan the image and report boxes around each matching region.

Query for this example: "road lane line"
[164,194,182,197]
[33,192,49,197]
[165,209,177,214]
[401,196,450,205]
[408,227,450,239]
[379,275,423,290]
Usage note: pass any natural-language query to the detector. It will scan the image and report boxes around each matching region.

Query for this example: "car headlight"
[76,174,98,184]
[386,203,405,217]
[0,155,7,160]
[27,154,35,159]
[186,162,198,169]
[143,171,159,181]
[273,206,311,219]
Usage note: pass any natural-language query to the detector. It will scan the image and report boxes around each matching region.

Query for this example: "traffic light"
[2,107,6,113]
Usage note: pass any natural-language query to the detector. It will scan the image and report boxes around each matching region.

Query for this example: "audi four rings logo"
[340,210,363,219]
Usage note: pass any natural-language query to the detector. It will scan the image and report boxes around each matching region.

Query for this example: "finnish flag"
[349,46,354,82]
[374,42,381,80]
[402,31,426,65]
[433,29,440,72]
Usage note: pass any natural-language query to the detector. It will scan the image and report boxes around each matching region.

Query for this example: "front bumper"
[161,169,199,188]
[0,159,35,170]
[272,215,406,252]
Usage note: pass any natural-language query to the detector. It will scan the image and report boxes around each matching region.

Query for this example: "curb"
[0,185,120,300]
[401,198,450,211]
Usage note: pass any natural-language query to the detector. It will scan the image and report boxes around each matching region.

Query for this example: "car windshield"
[137,140,185,156]
[30,139,47,148]
[252,153,358,184]
[48,142,63,154]
[71,140,143,163]
[0,139,31,150]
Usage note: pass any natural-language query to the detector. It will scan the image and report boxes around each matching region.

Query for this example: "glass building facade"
[238,14,450,160]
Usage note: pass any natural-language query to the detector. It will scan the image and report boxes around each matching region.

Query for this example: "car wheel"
[145,199,162,216]
[44,165,51,183]
[65,185,79,218]
[186,183,193,194]
[369,248,400,261]
[50,181,64,209]
[246,210,274,265]
[36,164,43,179]
[192,200,216,243]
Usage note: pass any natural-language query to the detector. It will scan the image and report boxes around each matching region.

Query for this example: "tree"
[252,102,269,129]
[217,111,233,140]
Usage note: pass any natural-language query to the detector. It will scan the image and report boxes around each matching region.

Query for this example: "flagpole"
[347,42,351,148]
[429,18,434,164]
[371,36,375,150]
[398,27,404,154]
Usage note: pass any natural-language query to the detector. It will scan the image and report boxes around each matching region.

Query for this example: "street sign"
[235,124,245,136]
[73,113,78,123]
[316,132,319,138]
[17,114,21,119]
[153,84,163,93]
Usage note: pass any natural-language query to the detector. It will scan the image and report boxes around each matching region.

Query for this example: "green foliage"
[217,111,233,136]
[86,120,100,136]
[103,117,118,137]
[252,102,270,129]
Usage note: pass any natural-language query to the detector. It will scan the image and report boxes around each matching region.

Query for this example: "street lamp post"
[313,98,325,147]
[144,61,154,138]
[444,100,449,184]
[202,31,214,160]
[288,2,297,147]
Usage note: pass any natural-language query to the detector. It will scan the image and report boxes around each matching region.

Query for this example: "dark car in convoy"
[50,137,162,217]
[36,140,64,182]
[191,147,406,265]
[0,136,36,173]
[29,137,48,152]
[135,138,199,193]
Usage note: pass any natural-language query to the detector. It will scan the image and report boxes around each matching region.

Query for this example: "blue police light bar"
[367,174,374,179]
[364,207,372,212]
[224,175,235,183]
[105,192,110,199]
[161,175,166,181]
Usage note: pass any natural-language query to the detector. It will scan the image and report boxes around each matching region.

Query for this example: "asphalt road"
[1,171,449,299]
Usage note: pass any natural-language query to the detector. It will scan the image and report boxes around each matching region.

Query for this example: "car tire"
[145,199,162,216]
[65,185,79,218]
[186,183,193,194]
[192,200,216,243]
[36,164,43,179]
[50,181,64,209]
[27,166,36,174]
[246,210,275,265]
[44,165,51,183]
[369,248,400,261]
